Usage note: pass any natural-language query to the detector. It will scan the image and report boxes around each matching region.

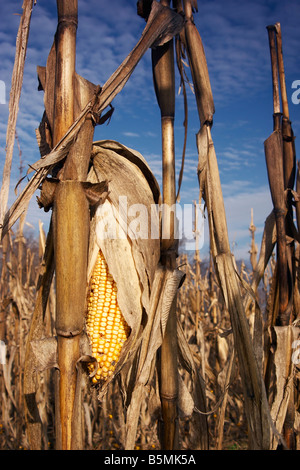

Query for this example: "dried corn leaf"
[138,266,185,384]
[196,125,209,203]
[0,106,91,241]
[178,373,195,418]
[269,325,300,449]
[243,210,276,315]
[95,1,184,115]
[29,332,94,373]
[29,337,58,372]
[37,45,99,142]
[23,225,55,450]
[2,346,18,409]
[122,264,185,449]
[197,123,272,449]
[183,15,215,126]
[177,320,209,449]
[0,0,34,237]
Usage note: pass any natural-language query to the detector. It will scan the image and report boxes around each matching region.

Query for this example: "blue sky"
[0,0,300,261]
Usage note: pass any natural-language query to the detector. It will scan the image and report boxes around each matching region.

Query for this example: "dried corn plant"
[1,0,300,452]
[1,0,201,451]
[262,23,300,450]
[0,218,49,450]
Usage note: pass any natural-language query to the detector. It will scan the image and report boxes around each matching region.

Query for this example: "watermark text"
[0,80,5,104]
[95,198,205,252]
[291,80,300,105]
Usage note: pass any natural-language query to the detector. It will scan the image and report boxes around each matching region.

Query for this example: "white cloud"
[194,0,300,106]
[122,131,139,138]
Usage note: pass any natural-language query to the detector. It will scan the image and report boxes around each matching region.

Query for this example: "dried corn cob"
[86,249,130,383]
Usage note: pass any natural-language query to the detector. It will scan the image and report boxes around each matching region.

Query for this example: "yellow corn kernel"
[86,249,130,383]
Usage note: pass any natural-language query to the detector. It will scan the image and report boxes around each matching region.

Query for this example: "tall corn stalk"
[0,0,34,237]
[20,0,185,450]
[24,0,95,450]
[180,0,272,449]
[264,23,299,450]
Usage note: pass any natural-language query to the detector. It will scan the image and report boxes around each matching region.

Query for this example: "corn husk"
[85,140,208,449]
[86,140,161,390]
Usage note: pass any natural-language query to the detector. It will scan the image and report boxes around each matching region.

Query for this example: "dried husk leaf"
[92,140,161,205]
[28,332,94,373]
[85,141,161,393]
[183,14,214,126]
[90,140,161,307]
[196,124,208,202]
[93,199,145,348]
[177,320,209,449]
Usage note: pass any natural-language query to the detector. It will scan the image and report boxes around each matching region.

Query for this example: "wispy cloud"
[122,131,140,138]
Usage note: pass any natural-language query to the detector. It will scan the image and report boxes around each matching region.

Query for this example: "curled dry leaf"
[269,325,300,449]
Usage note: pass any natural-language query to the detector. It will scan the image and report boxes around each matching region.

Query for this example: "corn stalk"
[265,25,290,327]
[182,0,272,449]
[50,0,83,450]
[21,0,185,450]
[152,0,179,449]
[0,0,34,238]
[264,23,299,450]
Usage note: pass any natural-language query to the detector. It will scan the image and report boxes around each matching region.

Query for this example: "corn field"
[0,0,300,452]
[0,220,296,450]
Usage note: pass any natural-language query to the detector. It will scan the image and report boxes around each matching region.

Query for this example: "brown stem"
[0,0,34,236]
[23,224,55,449]
[266,25,291,326]
[53,180,89,450]
[274,23,296,195]
[152,40,176,249]
[53,0,77,146]
[274,23,289,120]
[159,293,179,450]
[183,0,214,126]
[264,131,289,325]
[52,0,88,451]
[57,335,80,450]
